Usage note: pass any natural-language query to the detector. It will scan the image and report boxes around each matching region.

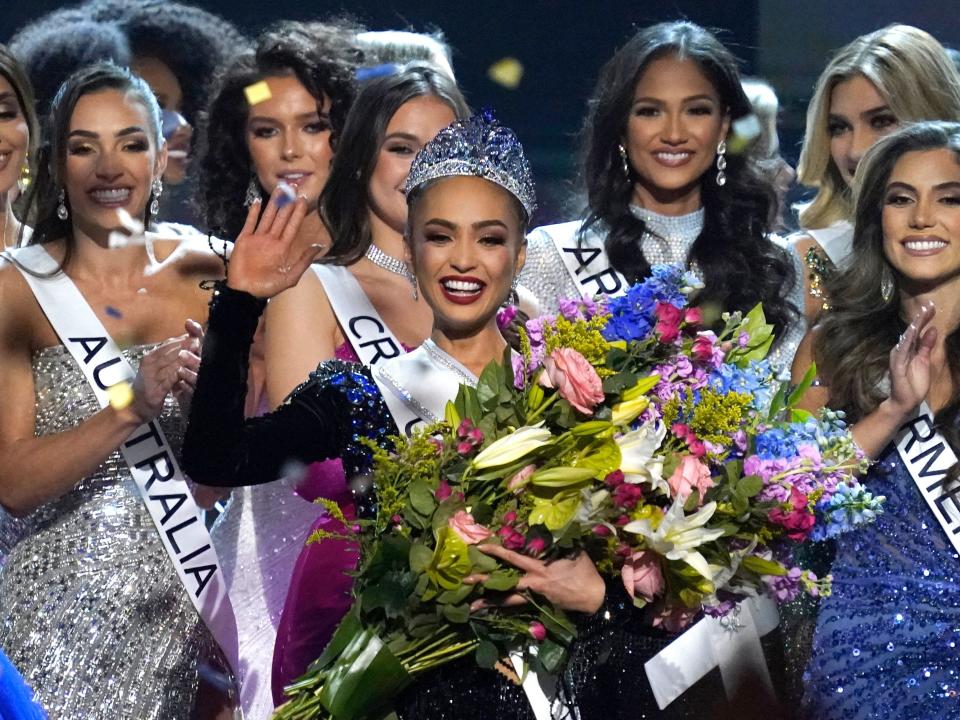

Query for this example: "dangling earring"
[57,188,69,220]
[715,140,728,186]
[17,153,31,194]
[406,264,418,300]
[244,177,262,207]
[149,178,162,218]
[509,275,520,306]
[617,144,631,180]
[880,265,895,303]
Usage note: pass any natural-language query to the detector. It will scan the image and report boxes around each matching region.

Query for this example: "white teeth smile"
[655,152,690,162]
[90,188,131,204]
[442,279,482,293]
[904,240,947,251]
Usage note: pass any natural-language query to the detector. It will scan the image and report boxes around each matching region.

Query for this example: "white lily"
[616,421,667,493]
[624,499,724,579]
[471,423,553,469]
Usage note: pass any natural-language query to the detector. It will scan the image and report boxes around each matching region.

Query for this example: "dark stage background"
[4,0,959,225]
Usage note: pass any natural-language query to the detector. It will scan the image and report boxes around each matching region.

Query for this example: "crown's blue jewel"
[403,109,537,218]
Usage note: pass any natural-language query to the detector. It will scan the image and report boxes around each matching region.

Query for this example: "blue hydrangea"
[601,264,695,342]
[755,428,799,460]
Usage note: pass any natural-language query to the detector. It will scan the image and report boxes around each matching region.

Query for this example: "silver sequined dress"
[0,344,222,719]
[519,206,807,374]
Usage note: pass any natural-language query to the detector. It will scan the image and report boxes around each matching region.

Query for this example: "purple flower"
[764,566,803,603]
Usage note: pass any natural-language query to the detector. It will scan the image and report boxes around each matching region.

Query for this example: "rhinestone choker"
[364,243,409,277]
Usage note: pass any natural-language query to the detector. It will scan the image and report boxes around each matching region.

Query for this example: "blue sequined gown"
[803,444,960,719]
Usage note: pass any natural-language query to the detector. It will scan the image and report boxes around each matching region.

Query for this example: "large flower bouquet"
[275,265,883,720]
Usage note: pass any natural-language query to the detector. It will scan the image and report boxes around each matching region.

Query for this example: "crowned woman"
[181,112,608,718]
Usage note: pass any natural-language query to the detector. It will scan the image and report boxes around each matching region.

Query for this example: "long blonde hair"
[797,25,960,229]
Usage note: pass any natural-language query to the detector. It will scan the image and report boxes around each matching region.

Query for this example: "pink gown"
[270,341,413,704]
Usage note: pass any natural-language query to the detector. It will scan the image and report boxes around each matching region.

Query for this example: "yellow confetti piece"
[107,381,134,411]
[487,57,524,89]
[244,80,272,106]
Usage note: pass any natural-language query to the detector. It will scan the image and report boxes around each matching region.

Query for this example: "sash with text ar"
[537,223,628,298]
[896,403,960,553]
[10,244,240,677]
[312,264,404,366]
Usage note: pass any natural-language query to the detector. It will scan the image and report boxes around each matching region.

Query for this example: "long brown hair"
[815,121,960,442]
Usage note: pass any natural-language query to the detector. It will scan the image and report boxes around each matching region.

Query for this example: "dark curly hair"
[8,10,132,116]
[18,63,162,270]
[816,122,960,443]
[197,20,362,240]
[579,21,798,336]
[320,62,469,266]
[84,0,248,124]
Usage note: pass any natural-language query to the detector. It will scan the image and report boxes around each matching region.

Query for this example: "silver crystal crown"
[403,109,537,219]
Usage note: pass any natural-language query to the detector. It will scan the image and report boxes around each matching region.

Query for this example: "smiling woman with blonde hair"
[792,25,960,315]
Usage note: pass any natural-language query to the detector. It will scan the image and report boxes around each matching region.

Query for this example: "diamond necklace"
[364,243,408,277]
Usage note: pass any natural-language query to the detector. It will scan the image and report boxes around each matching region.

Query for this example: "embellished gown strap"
[181,284,395,489]
[0,344,224,720]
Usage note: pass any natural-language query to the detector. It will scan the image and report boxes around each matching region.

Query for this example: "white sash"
[372,344,472,437]
[895,402,960,554]
[535,222,628,298]
[312,264,405,367]
[644,594,779,709]
[9,244,241,683]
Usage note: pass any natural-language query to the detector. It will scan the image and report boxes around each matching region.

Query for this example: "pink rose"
[621,550,664,603]
[525,537,548,556]
[655,303,683,343]
[692,332,722,366]
[528,621,547,642]
[667,455,714,505]
[538,348,605,415]
[448,510,493,545]
[613,482,644,509]
[684,307,703,326]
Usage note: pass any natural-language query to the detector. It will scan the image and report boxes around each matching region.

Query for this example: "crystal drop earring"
[880,265,895,303]
[149,178,162,218]
[17,153,31,194]
[244,177,262,207]
[715,140,728,187]
[617,144,631,180]
[56,188,69,220]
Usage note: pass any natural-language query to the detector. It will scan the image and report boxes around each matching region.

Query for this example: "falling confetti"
[105,306,123,319]
[244,80,272,106]
[727,113,763,155]
[487,57,524,89]
[107,380,134,411]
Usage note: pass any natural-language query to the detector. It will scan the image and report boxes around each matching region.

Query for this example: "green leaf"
[437,584,473,605]
[790,408,814,423]
[788,362,817,409]
[683,491,701,512]
[409,543,433,574]
[475,641,499,669]
[741,555,787,576]
[444,400,461,429]
[441,602,470,624]
[408,480,436,516]
[477,362,501,408]
[483,569,520,591]
[467,545,499,573]
[738,475,763,498]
